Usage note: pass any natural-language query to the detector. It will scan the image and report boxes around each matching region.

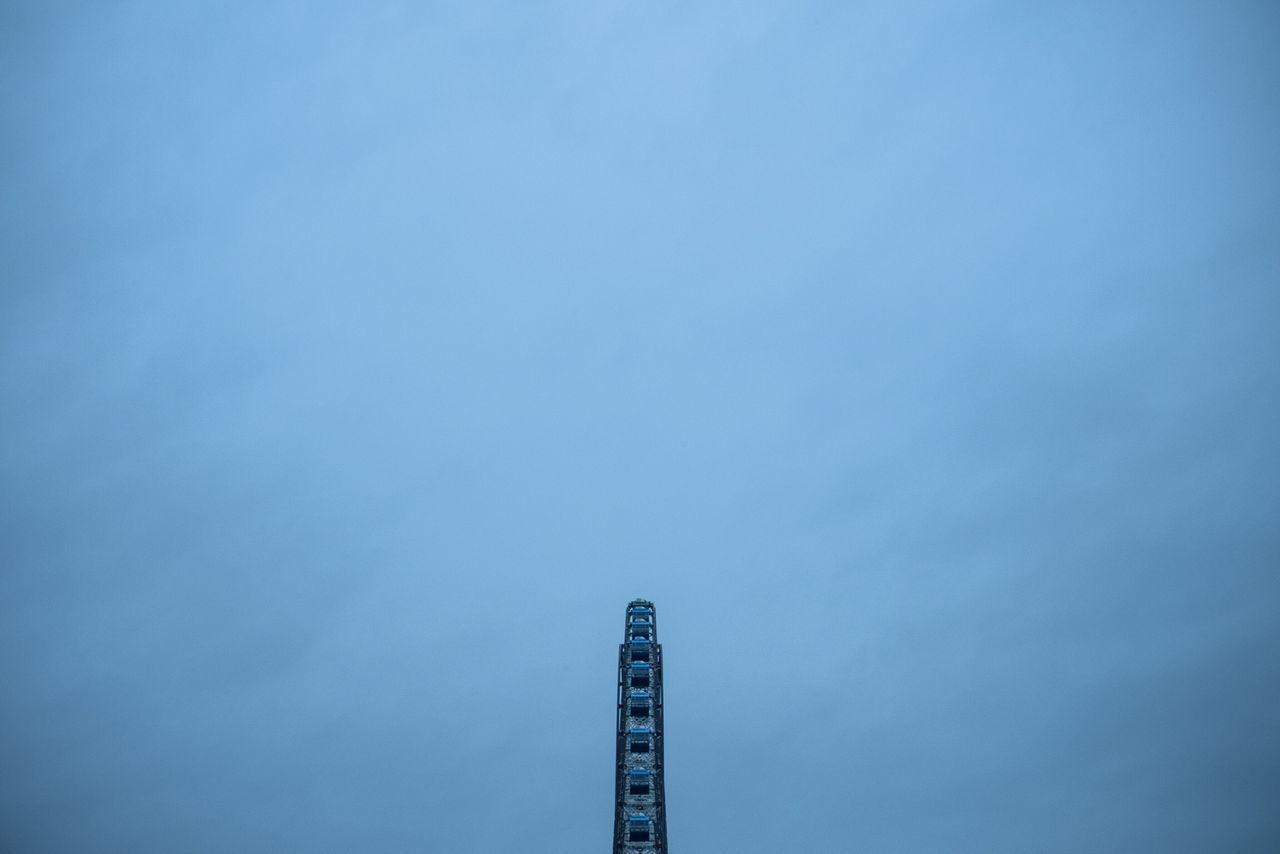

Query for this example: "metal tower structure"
[613,598,668,853]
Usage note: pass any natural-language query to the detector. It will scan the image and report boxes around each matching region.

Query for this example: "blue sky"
[2,2,1278,852]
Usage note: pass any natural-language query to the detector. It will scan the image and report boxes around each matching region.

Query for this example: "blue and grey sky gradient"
[3,2,1279,852]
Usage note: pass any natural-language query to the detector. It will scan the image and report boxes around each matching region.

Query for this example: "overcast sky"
[2,2,1278,852]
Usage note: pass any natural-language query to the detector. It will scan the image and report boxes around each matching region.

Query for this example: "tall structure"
[613,599,669,853]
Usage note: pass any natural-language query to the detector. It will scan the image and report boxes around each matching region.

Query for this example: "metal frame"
[613,599,668,853]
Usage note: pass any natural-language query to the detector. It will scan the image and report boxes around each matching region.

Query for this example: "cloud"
[2,2,1278,852]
